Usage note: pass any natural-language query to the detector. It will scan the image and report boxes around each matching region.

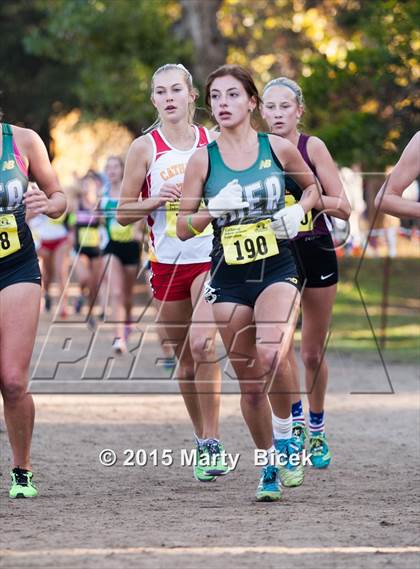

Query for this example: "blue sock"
[291,400,305,424]
[309,410,325,434]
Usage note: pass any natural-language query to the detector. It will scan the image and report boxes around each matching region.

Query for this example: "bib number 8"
[0,214,21,258]
[0,231,11,250]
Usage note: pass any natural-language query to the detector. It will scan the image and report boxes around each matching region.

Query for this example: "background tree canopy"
[1,0,418,169]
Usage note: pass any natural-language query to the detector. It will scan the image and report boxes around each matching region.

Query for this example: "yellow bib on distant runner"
[221,219,278,265]
[285,194,313,232]
[110,220,134,242]
[0,214,21,258]
[165,200,212,238]
[79,227,100,248]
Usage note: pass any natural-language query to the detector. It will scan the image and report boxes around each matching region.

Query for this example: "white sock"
[194,433,206,446]
[272,414,292,440]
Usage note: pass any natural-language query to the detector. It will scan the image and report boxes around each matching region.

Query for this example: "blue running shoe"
[275,437,304,487]
[256,465,282,502]
[309,433,331,469]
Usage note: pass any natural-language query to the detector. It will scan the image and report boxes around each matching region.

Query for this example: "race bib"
[285,194,313,232]
[165,200,212,238]
[221,219,278,265]
[165,201,180,237]
[0,214,21,258]
[78,226,100,248]
[109,220,134,242]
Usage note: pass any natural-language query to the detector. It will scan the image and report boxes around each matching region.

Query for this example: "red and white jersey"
[141,125,213,264]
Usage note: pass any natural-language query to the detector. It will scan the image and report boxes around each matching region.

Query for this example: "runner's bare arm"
[270,136,319,213]
[176,148,212,240]
[117,137,155,225]
[374,132,420,219]
[17,128,66,218]
[307,137,351,220]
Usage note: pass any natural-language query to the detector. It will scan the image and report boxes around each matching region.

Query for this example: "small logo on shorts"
[203,281,219,304]
[320,272,334,281]
[285,277,299,285]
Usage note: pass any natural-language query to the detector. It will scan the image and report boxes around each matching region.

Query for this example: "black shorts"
[291,233,338,288]
[77,247,101,259]
[206,244,300,308]
[103,240,141,266]
[0,253,41,292]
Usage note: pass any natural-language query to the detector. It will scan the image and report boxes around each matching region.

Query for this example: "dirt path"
[0,291,419,568]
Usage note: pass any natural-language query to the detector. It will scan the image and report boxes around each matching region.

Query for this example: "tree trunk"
[178,0,227,86]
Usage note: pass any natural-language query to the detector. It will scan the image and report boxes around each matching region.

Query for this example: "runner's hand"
[271,203,305,239]
[23,185,50,215]
[208,179,249,218]
[158,183,181,205]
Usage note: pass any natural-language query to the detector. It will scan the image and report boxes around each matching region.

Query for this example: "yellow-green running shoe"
[9,468,38,499]
[194,444,216,482]
[275,438,304,488]
[309,432,332,469]
[256,465,282,502]
[201,439,230,477]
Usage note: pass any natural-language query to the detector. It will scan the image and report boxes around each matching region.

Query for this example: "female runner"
[70,174,103,326]
[101,156,142,354]
[0,121,66,498]
[262,77,351,468]
[117,64,228,482]
[177,65,320,500]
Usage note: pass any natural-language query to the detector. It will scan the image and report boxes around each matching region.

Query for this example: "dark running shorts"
[206,245,300,308]
[291,233,338,288]
[0,253,41,291]
[103,240,141,266]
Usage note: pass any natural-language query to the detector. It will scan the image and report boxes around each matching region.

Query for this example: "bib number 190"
[233,235,268,261]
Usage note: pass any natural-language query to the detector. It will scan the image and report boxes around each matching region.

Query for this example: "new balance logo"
[2,160,15,171]
[259,159,271,169]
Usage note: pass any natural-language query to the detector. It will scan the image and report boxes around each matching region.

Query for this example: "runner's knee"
[190,334,216,363]
[1,371,28,403]
[241,390,267,409]
[301,349,324,371]
[257,346,288,377]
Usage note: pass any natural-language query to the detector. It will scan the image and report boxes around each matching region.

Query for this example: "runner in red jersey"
[117,64,229,482]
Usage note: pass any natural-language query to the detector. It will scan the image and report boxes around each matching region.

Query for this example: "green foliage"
[221,0,419,169]
[25,0,191,133]
[0,0,78,141]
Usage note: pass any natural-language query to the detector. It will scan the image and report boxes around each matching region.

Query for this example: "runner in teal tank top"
[203,131,296,302]
[0,122,66,499]
[177,66,320,502]
[0,123,35,269]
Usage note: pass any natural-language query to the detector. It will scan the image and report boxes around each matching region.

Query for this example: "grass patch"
[330,257,419,362]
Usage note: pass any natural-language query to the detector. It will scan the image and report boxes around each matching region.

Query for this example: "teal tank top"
[0,124,35,266]
[204,133,285,257]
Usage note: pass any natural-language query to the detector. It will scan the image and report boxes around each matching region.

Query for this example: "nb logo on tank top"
[259,159,271,169]
[2,160,15,171]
